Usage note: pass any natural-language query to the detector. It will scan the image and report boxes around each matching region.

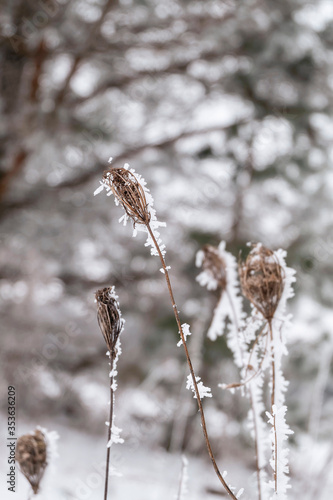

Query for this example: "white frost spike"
[186,374,212,399]
[236,488,244,498]
[94,183,105,196]
[177,323,192,347]
[119,214,128,226]
[107,425,124,447]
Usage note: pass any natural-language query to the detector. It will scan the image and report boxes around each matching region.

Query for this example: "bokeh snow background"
[1,0,333,498]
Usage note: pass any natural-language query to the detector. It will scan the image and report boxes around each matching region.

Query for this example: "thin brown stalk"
[146,224,238,500]
[268,320,277,493]
[95,287,123,500]
[104,355,114,500]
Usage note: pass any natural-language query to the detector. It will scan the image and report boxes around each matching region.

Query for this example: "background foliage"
[1,0,333,498]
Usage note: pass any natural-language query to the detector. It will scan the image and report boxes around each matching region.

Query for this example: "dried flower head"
[200,244,227,291]
[15,429,48,494]
[102,167,151,225]
[95,286,124,357]
[239,244,284,321]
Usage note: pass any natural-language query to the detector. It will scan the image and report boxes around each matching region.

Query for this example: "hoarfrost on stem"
[177,323,192,347]
[107,425,124,447]
[265,248,296,499]
[186,374,212,400]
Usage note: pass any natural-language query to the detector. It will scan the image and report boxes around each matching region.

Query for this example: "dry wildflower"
[200,244,227,291]
[94,164,239,499]
[102,167,150,225]
[239,244,284,321]
[95,286,124,358]
[15,429,47,494]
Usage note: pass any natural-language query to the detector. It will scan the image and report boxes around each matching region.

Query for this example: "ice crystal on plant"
[177,323,192,347]
[107,425,124,447]
[186,374,212,399]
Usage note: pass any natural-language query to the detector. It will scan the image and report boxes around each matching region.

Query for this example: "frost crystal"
[186,374,212,399]
[177,323,192,347]
[107,425,124,447]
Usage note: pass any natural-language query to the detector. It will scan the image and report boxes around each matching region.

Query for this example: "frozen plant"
[197,242,296,500]
[95,286,125,500]
[196,242,246,366]
[239,244,296,499]
[197,242,267,499]
[94,162,241,499]
[15,426,59,498]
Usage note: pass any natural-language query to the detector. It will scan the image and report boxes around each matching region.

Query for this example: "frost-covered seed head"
[200,245,227,290]
[239,244,284,321]
[95,287,124,356]
[103,167,151,225]
[15,429,48,494]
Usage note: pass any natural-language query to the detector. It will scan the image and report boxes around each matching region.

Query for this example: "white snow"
[186,375,212,400]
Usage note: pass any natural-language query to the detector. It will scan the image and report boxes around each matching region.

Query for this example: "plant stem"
[104,355,114,500]
[147,224,238,500]
[248,387,262,500]
[225,291,262,500]
[268,320,277,493]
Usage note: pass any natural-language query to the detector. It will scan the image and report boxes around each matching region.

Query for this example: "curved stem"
[147,224,238,500]
[268,320,277,493]
[104,355,114,500]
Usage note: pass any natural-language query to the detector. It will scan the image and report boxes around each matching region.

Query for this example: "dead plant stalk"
[268,320,278,493]
[104,355,114,500]
[224,288,262,500]
[146,225,237,500]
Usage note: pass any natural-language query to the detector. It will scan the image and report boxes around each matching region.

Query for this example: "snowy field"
[1,416,255,500]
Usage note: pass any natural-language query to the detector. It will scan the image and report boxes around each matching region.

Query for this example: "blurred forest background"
[1,0,333,498]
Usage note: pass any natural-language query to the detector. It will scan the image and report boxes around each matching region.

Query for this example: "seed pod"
[239,244,284,321]
[201,244,227,291]
[103,167,150,225]
[95,286,124,357]
[15,429,48,494]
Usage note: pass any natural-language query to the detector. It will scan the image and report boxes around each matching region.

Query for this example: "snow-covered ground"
[1,416,254,500]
